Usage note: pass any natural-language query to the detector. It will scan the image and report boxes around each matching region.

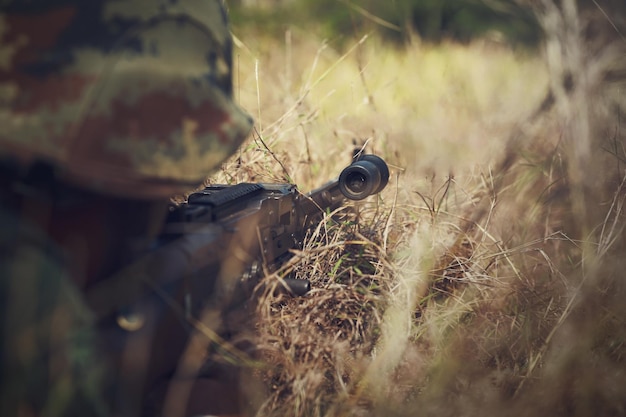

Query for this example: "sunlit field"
[210,4,626,416]
[220,30,547,186]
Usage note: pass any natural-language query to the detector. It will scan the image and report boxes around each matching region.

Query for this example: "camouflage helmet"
[0,0,253,199]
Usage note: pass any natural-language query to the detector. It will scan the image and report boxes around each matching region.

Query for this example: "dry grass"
[210,2,626,416]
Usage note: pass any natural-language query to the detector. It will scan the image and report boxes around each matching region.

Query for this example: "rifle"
[160,153,390,309]
[91,154,389,415]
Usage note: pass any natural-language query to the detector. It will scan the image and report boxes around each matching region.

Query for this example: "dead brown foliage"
[213,1,626,416]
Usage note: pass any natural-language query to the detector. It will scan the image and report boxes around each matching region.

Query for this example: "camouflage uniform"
[0,1,252,416]
[0,0,251,199]
[0,205,109,417]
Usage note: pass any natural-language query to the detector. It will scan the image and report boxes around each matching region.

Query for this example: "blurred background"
[227,0,541,45]
[216,2,626,417]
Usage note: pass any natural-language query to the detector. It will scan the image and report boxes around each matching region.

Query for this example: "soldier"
[0,1,253,416]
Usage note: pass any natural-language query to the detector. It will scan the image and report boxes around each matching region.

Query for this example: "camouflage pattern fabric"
[0,0,253,199]
[0,205,109,417]
[1,0,254,415]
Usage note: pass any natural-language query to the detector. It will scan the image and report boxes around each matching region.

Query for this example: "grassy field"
[212,4,626,416]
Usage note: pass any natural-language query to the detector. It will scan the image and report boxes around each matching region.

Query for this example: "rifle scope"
[338,154,390,201]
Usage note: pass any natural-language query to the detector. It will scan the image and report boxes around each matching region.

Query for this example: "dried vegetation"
[213,1,626,415]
